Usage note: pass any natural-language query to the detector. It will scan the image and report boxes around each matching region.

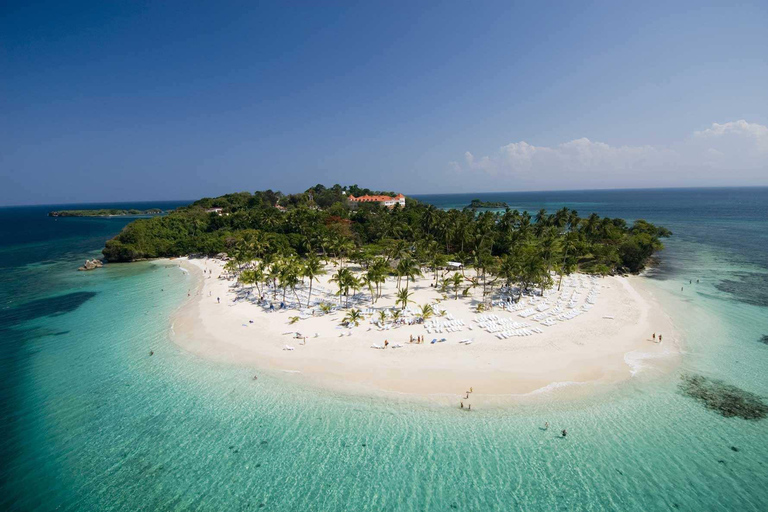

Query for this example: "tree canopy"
[103,185,671,283]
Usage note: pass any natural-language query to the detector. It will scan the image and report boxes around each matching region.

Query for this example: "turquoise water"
[2,190,767,511]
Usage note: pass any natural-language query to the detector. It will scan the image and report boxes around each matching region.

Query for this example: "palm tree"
[330,268,359,308]
[396,288,413,310]
[319,302,333,315]
[369,258,389,299]
[278,258,301,304]
[266,260,282,300]
[329,268,350,307]
[396,256,421,292]
[418,303,434,321]
[239,267,264,297]
[302,255,325,307]
[362,272,377,304]
[343,308,363,327]
[557,232,578,291]
[377,310,388,325]
[450,273,464,300]
[429,251,448,287]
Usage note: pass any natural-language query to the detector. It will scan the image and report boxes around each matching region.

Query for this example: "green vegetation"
[103,184,671,301]
[466,199,509,209]
[49,208,164,217]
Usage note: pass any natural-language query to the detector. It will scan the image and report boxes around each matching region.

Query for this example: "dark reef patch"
[715,272,768,308]
[680,374,768,420]
[0,291,98,329]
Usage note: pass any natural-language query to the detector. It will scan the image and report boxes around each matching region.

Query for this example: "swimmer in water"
[562,429,567,438]
[544,422,549,430]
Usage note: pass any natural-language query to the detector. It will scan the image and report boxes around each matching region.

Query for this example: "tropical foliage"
[103,185,670,306]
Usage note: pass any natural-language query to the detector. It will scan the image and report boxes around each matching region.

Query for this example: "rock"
[78,259,104,271]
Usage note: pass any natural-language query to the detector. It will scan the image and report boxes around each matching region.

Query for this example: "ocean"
[1,189,767,511]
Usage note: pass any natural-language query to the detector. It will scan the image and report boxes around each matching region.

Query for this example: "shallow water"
[1,190,767,511]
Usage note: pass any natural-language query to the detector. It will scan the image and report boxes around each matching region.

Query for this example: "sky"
[1,0,767,205]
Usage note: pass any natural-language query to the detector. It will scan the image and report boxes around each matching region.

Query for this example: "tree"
[330,267,359,308]
[396,256,422,292]
[301,255,326,307]
[396,288,413,310]
[343,308,363,327]
[278,257,301,304]
[418,303,434,321]
[329,268,351,307]
[450,273,464,300]
[428,251,448,287]
[103,185,670,281]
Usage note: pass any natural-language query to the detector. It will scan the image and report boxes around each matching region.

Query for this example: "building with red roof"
[347,193,405,208]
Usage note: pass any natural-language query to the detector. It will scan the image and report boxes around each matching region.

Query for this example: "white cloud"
[451,120,768,189]
[694,120,768,152]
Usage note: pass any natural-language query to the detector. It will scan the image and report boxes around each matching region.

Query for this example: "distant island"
[49,208,165,217]
[465,199,509,209]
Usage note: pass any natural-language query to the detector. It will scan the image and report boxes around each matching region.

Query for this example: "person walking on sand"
[217,297,220,304]
[652,333,656,341]
[467,404,471,411]
[384,339,389,348]
[658,334,663,343]
[460,401,464,409]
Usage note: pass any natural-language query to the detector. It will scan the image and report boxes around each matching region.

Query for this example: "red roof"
[348,194,404,202]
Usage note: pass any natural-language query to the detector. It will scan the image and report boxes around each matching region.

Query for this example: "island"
[465,198,509,209]
[49,208,165,217]
[103,184,676,400]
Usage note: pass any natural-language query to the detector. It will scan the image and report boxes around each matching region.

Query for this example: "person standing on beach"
[653,333,656,341]
[659,334,663,343]
[217,297,220,304]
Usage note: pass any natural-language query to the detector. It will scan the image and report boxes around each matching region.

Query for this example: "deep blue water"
[1,189,767,511]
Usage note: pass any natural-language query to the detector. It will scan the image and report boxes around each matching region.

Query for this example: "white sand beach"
[170,257,679,405]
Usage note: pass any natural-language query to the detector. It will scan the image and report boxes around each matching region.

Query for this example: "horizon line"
[1,184,767,208]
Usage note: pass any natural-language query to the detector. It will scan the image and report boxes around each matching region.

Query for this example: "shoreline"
[168,257,681,406]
